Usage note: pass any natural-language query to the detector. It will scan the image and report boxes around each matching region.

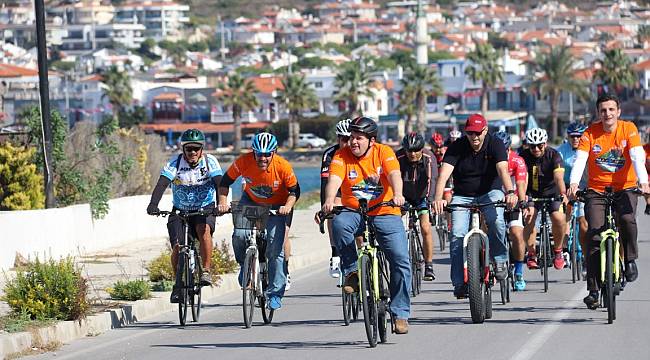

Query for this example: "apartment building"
[114,0,190,41]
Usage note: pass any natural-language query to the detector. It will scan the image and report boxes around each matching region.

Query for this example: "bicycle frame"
[599,198,621,284]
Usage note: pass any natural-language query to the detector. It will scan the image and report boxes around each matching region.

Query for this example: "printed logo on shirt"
[592,145,602,154]
[349,169,358,180]
[273,180,279,188]
[249,184,273,199]
[243,176,253,184]
[351,177,384,200]
[595,147,625,173]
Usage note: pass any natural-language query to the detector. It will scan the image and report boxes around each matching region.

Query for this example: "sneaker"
[583,291,599,310]
[343,272,359,294]
[170,287,183,303]
[553,250,565,270]
[495,262,508,281]
[625,261,638,282]
[424,265,436,281]
[200,272,212,286]
[453,284,468,299]
[267,296,282,310]
[527,253,539,269]
[329,256,341,278]
[514,275,526,291]
[285,274,292,291]
[394,319,409,334]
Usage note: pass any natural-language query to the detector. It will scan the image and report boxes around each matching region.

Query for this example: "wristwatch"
[506,190,516,195]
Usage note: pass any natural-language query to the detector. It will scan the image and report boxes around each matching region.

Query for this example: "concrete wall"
[0,194,232,271]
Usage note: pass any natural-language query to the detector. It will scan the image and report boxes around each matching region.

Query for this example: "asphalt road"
[28,215,650,360]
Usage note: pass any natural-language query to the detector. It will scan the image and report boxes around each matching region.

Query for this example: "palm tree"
[594,48,636,94]
[527,46,589,140]
[396,85,417,134]
[101,66,132,124]
[465,41,504,114]
[216,74,260,153]
[333,60,375,115]
[276,74,318,149]
[402,64,443,134]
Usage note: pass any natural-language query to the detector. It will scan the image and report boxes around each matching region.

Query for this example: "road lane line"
[509,287,586,360]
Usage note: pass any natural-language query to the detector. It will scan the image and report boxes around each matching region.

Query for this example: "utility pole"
[34,0,55,208]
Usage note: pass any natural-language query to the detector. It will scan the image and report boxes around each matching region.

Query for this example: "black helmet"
[402,132,425,151]
[349,116,378,139]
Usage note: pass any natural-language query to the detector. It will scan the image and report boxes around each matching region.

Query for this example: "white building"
[59,23,146,54]
[114,0,190,41]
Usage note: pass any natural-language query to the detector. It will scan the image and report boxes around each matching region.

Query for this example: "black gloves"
[147,203,159,215]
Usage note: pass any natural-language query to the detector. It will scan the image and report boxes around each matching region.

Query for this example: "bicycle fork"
[463,212,490,284]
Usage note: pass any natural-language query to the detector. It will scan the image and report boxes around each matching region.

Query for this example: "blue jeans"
[332,211,411,320]
[232,196,286,299]
[449,189,507,288]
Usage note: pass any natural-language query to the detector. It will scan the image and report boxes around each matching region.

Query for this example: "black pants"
[584,190,638,291]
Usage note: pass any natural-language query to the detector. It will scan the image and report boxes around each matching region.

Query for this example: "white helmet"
[449,130,462,139]
[525,128,548,145]
[336,119,352,137]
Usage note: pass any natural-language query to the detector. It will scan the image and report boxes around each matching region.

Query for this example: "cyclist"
[319,119,352,278]
[446,129,462,146]
[146,129,224,303]
[567,93,650,309]
[430,132,453,213]
[520,128,568,271]
[556,123,589,266]
[319,116,411,334]
[432,114,518,298]
[494,131,529,290]
[217,132,300,311]
[397,132,438,281]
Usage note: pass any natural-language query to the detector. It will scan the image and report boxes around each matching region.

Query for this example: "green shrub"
[211,240,238,275]
[146,250,173,282]
[2,257,89,321]
[0,310,56,333]
[107,279,151,301]
[151,280,174,292]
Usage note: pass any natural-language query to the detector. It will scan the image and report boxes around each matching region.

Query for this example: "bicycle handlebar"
[317,200,397,234]
[445,201,506,212]
[529,195,564,203]
[575,188,644,202]
[150,209,212,218]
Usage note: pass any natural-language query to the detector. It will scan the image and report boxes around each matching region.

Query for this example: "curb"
[0,246,329,359]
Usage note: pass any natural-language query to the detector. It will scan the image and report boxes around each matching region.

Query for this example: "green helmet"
[180,128,205,147]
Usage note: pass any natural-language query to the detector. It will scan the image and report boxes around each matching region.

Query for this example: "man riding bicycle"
[494,131,529,290]
[397,132,438,281]
[146,129,224,302]
[567,93,650,309]
[432,114,518,298]
[319,116,411,334]
[520,128,568,271]
[217,132,300,311]
[320,119,352,278]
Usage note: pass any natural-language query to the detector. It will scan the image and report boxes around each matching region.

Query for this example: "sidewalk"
[0,205,329,359]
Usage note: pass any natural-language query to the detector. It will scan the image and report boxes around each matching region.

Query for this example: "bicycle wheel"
[175,252,189,326]
[485,279,493,320]
[360,254,378,347]
[570,219,578,283]
[499,279,507,305]
[378,254,390,344]
[414,232,424,293]
[260,262,274,324]
[342,289,352,326]
[541,227,549,292]
[605,237,615,324]
[409,230,422,297]
[190,252,202,322]
[467,234,486,324]
[352,293,360,321]
[242,248,256,328]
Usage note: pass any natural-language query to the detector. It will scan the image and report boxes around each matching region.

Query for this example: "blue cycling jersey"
[161,154,223,210]
[556,141,586,187]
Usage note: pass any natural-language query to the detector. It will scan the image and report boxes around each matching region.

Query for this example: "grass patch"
[0,311,56,333]
[106,279,151,301]
[294,190,320,210]
[5,340,62,359]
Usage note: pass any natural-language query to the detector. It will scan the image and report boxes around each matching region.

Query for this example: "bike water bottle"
[189,249,196,272]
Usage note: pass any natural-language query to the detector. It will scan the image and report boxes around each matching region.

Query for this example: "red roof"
[153,92,183,101]
[139,122,268,134]
[251,75,284,94]
[634,59,650,71]
[0,63,38,77]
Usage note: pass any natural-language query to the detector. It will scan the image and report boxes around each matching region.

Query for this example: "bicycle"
[227,201,278,328]
[403,204,425,297]
[567,200,585,283]
[576,187,641,324]
[446,201,507,324]
[319,221,361,326]
[529,196,564,293]
[432,212,448,252]
[319,199,396,348]
[150,209,208,326]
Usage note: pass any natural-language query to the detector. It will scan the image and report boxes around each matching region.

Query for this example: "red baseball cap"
[465,113,487,132]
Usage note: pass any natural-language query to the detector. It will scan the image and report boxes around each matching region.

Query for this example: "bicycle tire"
[242,248,256,328]
[605,237,615,324]
[485,279,493,320]
[500,279,507,305]
[541,226,549,292]
[437,215,447,252]
[409,230,419,297]
[414,230,424,293]
[260,262,274,324]
[177,252,189,326]
[191,252,202,322]
[352,293,360,321]
[467,234,486,324]
[570,218,578,283]
[360,254,378,347]
[378,253,390,344]
[342,289,351,326]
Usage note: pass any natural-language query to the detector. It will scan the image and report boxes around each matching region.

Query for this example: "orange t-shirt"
[577,120,642,192]
[329,143,401,216]
[226,152,298,205]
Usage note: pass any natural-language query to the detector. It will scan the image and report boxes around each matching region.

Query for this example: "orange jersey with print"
[577,120,641,192]
[226,152,298,205]
[329,143,401,216]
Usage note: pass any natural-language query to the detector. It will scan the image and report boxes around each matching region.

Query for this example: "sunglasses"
[255,151,273,158]
[569,135,582,139]
[184,145,203,152]
[531,143,545,149]
[466,131,483,137]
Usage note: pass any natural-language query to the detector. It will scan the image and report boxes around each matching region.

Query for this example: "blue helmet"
[251,132,277,153]
[566,123,587,136]
[494,130,512,149]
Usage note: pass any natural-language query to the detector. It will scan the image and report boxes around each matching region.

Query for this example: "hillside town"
[0,0,649,148]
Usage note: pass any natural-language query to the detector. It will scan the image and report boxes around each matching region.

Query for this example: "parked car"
[296,133,327,148]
